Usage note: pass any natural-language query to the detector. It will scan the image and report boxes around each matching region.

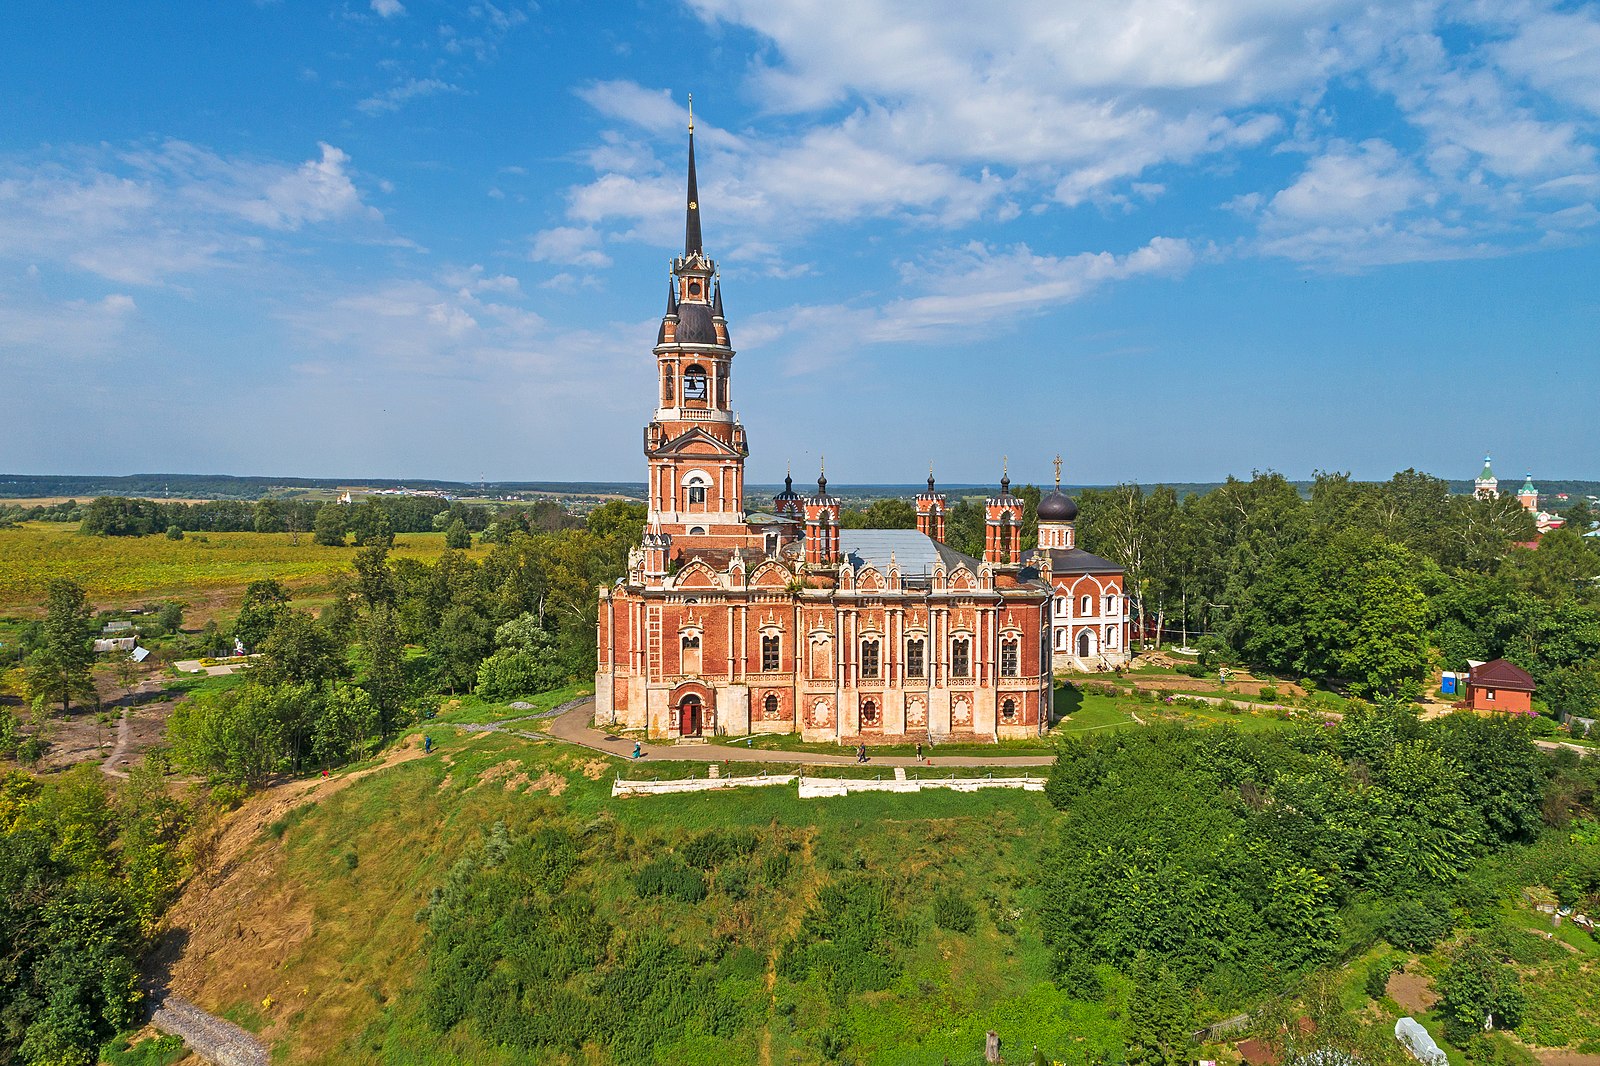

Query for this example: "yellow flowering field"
[0,522,481,617]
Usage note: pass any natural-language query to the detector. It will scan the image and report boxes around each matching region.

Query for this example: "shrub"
[165,525,183,540]
[682,828,758,870]
[1365,959,1397,1000]
[1257,685,1279,702]
[636,858,707,903]
[932,888,977,933]
[1383,898,1448,952]
[762,850,792,882]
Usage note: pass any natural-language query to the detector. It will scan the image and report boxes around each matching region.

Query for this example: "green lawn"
[423,682,593,726]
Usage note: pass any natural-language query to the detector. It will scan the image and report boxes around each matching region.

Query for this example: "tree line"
[166,500,644,784]
[1073,471,1600,700]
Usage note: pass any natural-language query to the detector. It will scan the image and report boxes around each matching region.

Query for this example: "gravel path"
[150,994,268,1066]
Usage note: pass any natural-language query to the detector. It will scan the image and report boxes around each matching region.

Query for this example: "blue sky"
[2,0,1597,488]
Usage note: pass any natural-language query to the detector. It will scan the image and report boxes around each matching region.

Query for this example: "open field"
[0,522,487,619]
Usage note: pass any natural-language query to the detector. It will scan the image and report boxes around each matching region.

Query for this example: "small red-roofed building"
[1462,658,1536,714]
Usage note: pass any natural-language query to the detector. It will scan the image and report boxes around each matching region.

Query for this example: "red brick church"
[594,116,1127,743]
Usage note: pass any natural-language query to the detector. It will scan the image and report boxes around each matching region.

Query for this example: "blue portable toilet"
[1441,672,1457,696]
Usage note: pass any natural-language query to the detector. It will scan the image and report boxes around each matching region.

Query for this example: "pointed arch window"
[662,365,675,404]
[761,634,780,672]
[1001,637,1019,677]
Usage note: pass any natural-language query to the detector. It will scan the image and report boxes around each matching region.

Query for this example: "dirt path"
[544,700,1057,768]
[102,704,134,778]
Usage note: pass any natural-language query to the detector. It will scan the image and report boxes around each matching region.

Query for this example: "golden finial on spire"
[1003,455,1008,477]
[820,454,825,476]
[1054,453,1063,489]
[687,93,694,133]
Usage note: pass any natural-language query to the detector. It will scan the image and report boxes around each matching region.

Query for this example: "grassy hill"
[157,725,1117,1066]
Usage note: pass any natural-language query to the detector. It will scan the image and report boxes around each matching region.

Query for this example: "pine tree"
[24,579,98,715]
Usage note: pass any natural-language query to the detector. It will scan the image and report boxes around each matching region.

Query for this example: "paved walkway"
[545,700,1057,768]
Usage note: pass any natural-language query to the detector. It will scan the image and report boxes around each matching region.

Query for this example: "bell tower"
[643,98,749,546]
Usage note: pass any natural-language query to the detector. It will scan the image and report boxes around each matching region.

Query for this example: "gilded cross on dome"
[1054,454,1062,489]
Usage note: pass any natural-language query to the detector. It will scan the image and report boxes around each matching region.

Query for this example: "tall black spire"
[684,95,702,257]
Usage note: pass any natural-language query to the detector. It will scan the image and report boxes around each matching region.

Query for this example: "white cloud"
[529,226,612,269]
[738,236,1195,373]
[370,0,405,17]
[0,291,138,361]
[551,0,1600,273]
[0,140,385,286]
[357,78,464,116]
[1267,140,1428,226]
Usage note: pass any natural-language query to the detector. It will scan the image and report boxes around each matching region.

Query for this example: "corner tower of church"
[643,102,748,550]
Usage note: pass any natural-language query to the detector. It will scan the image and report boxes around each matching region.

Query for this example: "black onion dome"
[1037,491,1078,522]
[674,301,718,344]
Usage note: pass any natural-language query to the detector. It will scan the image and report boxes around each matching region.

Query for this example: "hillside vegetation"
[142,702,1600,1066]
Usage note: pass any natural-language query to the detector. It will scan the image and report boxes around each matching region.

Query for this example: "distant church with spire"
[1474,455,1565,533]
[595,105,1129,744]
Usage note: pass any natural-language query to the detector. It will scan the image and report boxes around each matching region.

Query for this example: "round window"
[688,280,702,296]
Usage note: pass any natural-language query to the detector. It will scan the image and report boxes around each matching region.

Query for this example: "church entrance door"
[678,695,703,736]
[1077,630,1095,658]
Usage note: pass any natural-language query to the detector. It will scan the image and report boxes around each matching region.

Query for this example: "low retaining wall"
[612,770,1044,799]
[612,774,796,797]
[798,775,1045,798]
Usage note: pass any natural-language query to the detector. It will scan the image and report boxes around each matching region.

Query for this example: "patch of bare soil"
[1387,967,1439,1014]
[150,736,432,1011]
[1535,1054,1600,1066]
[555,754,611,780]
[525,770,566,795]
[1122,675,1306,700]
[474,759,523,789]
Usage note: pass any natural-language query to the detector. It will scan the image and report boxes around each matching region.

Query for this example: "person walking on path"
[632,740,642,759]
[915,742,923,764]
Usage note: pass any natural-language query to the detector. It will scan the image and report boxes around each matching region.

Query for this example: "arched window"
[1105,594,1116,615]
[1106,625,1119,649]
[688,525,706,535]
[683,364,707,401]
[951,637,970,678]
[761,634,780,672]
[1001,698,1016,720]
[1080,594,1093,615]
[763,693,779,718]
[905,638,925,678]
[1054,596,1066,617]
[681,634,701,674]
[661,365,674,404]
[1000,637,1019,677]
[686,475,708,506]
[860,639,880,679]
